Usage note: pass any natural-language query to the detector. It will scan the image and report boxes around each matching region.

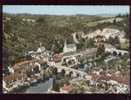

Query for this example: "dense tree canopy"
[3,13,129,66]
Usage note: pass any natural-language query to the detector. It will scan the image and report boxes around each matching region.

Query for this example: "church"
[63,40,77,53]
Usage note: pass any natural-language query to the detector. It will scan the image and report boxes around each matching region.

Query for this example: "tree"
[116,14,122,17]
[61,69,65,77]
[115,36,119,44]
[85,38,95,48]
[108,36,120,48]
[96,44,105,57]
[36,17,47,25]
[108,36,114,45]
[113,18,116,24]
[52,80,60,91]
[3,65,10,75]
[77,38,85,50]
[45,67,54,78]
[52,67,58,75]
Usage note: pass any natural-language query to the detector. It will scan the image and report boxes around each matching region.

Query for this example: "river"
[10,78,54,94]
[24,78,53,93]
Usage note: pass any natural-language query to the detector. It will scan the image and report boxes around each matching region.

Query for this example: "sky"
[3,5,129,15]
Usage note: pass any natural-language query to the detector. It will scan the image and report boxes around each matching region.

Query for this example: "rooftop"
[66,44,76,48]
[63,48,97,57]
[13,60,37,71]
[91,71,129,85]
[60,84,73,92]
[104,43,116,49]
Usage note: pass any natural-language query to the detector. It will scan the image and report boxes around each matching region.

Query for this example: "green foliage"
[96,44,105,57]
[3,13,129,67]
[52,76,70,91]
[108,36,121,49]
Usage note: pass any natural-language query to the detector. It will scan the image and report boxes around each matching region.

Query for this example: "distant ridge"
[95,14,117,17]
[3,12,116,17]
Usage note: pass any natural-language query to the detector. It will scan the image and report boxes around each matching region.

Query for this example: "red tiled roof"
[13,60,34,67]
[12,60,37,71]
[110,74,129,85]
[53,54,63,62]
[61,84,73,92]
[3,72,24,82]
[91,72,129,85]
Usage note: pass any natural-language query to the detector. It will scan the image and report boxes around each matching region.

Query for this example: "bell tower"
[63,40,67,53]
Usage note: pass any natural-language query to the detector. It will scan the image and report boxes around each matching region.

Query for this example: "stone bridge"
[54,62,87,78]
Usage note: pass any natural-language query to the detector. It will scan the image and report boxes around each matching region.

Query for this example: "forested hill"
[3,13,129,66]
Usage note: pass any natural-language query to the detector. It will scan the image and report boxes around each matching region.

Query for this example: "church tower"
[63,40,67,53]
[63,39,77,53]
[64,40,67,48]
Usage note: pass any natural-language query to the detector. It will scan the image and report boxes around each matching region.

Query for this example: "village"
[3,27,130,94]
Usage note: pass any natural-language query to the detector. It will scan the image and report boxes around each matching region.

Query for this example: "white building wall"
[63,47,76,53]
[8,67,14,74]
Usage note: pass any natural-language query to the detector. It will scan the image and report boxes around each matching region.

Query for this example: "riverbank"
[7,78,52,94]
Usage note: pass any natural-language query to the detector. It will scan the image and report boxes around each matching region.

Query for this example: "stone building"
[63,40,77,53]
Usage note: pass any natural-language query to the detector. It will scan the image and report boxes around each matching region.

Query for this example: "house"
[34,62,41,71]
[65,70,70,75]
[48,60,56,67]
[86,28,126,42]
[12,60,36,72]
[42,55,49,62]
[57,69,62,73]
[37,46,45,53]
[115,49,128,56]
[59,84,73,93]
[87,29,102,39]
[94,35,106,43]
[102,28,120,39]
[104,43,128,56]
[61,56,79,67]
[3,80,6,89]
[72,72,77,78]
[84,75,92,80]
[3,72,25,83]
[53,53,63,62]
[63,40,77,53]
[28,51,35,55]
[104,44,117,53]
[22,18,36,23]
[8,66,14,74]
[3,17,11,22]
[65,57,78,66]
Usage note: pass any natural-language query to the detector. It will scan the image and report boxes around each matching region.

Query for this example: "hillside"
[3,13,129,66]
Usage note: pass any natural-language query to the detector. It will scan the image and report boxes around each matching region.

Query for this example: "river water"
[24,78,53,93]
